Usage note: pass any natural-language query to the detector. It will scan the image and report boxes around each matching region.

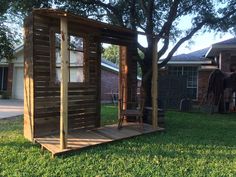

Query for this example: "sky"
[137,31,235,59]
[138,11,235,58]
[174,32,234,54]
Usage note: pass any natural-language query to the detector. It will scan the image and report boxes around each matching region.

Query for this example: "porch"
[36,123,164,157]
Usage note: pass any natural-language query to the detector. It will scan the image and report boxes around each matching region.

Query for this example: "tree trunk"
[141,47,153,121]
[142,72,152,107]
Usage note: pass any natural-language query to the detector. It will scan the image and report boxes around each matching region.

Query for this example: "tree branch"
[137,42,147,53]
[137,24,146,31]
[80,0,124,25]
[139,0,148,17]
[136,53,144,68]
[157,35,170,59]
[129,0,136,30]
[145,0,155,45]
[157,0,181,41]
[158,21,206,68]
[176,4,195,19]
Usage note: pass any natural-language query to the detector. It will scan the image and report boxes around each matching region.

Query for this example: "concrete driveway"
[0,99,23,119]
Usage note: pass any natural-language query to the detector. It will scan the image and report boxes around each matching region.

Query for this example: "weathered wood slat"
[35,103,97,114]
[36,86,96,91]
[34,34,50,41]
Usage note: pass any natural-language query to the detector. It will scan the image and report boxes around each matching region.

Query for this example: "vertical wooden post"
[24,15,35,142]
[60,17,69,150]
[152,36,158,128]
[119,46,128,120]
[96,42,101,127]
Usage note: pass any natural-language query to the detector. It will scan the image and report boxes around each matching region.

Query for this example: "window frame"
[168,65,198,100]
[50,29,87,86]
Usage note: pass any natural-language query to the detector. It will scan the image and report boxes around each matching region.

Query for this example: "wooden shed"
[24,9,162,156]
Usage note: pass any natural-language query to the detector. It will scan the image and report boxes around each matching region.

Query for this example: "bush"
[0,91,10,99]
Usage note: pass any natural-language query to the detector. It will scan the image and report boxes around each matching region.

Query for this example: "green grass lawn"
[0,105,236,177]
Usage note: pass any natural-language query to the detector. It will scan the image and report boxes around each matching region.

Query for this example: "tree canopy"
[0,1,15,61]
[6,1,236,66]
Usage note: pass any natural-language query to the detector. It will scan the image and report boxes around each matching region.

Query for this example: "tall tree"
[0,0,54,61]
[7,0,236,106]
[0,1,15,61]
[54,0,236,106]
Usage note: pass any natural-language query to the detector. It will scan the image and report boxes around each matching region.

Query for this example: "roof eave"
[164,60,212,65]
[205,44,236,58]
[14,45,24,54]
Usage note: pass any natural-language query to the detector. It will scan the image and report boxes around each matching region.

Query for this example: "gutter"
[160,60,212,65]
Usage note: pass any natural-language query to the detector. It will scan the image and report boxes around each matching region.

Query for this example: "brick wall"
[198,69,213,103]
[100,68,141,103]
[101,69,119,103]
[7,63,13,97]
[230,55,236,72]
[220,51,231,72]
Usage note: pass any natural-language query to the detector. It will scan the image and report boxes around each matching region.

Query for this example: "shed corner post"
[119,46,128,121]
[152,36,158,129]
[23,14,35,142]
[60,16,69,150]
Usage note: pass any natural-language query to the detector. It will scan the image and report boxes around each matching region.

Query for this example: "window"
[169,66,198,99]
[0,67,8,91]
[55,33,84,83]
[168,66,183,76]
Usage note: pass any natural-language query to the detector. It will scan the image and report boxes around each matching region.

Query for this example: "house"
[161,37,236,107]
[0,45,123,103]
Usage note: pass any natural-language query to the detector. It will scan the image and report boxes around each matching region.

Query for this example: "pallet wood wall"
[24,14,101,139]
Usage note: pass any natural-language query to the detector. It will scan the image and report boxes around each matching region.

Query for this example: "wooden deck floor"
[35,123,164,156]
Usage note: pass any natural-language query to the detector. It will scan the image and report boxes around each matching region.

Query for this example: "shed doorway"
[101,44,119,105]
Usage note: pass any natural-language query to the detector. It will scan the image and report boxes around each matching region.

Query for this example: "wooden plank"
[35,136,60,154]
[35,130,112,155]
[50,29,56,82]
[68,131,111,147]
[24,14,35,142]
[95,126,141,140]
[60,17,69,150]
[95,41,101,127]
[152,37,158,128]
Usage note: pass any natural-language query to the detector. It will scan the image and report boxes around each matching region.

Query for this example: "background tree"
[102,45,119,65]
[102,44,143,77]
[0,1,15,61]
[55,0,236,106]
[6,0,236,107]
